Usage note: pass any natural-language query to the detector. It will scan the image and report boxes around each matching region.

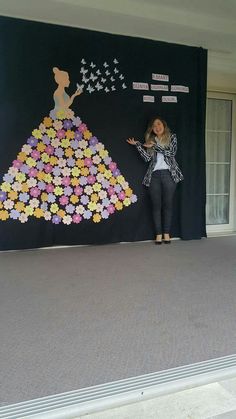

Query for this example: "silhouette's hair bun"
[53,67,60,74]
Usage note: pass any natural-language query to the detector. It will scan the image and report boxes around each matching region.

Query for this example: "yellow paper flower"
[50,203,59,213]
[123,197,131,207]
[43,117,53,128]
[109,177,117,186]
[21,183,29,192]
[65,148,74,158]
[83,130,92,140]
[115,201,123,210]
[71,176,80,186]
[37,171,45,181]
[71,168,80,177]
[70,195,79,204]
[56,109,66,120]
[125,188,133,197]
[15,202,25,211]
[83,148,92,158]
[26,157,37,167]
[66,130,75,140]
[61,138,70,148]
[93,213,101,223]
[117,175,125,184]
[54,186,63,196]
[1,182,11,192]
[0,202,3,209]
[17,152,27,162]
[15,172,26,183]
[41,192,48,202]
[32,129,42,139]
[0,210,9,221]
[8,190,18,200]
[80,167,89,176]
[104,170,112,179]
[91,193,99,203]
[93,183,101,192]
[34,208,44,218]
[44,174,52,183]
[99,149,108,158]
[46,128,56,138]
[57,209,66,218]
[98,164,105,173]
[76,159,84,168]
[49,156,58,166]
[88,201,97,211]
[25,206,34,216]
[37,142,46,152]
[41,152,50,163]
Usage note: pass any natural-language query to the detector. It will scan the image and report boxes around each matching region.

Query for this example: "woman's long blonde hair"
[144,117,171,147]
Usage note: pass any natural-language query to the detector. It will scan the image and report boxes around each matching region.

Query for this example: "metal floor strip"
[1,354,236,419]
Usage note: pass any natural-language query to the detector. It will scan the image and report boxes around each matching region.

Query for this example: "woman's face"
[152,119,164,137]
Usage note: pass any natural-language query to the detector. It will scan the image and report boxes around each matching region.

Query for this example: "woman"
[127,117,183,244]
[53,67,82,110]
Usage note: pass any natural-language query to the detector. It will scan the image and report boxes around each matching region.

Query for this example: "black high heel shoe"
[164,240,171,244]
[155,240,162,245]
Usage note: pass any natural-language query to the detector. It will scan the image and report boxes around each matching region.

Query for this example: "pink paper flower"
[72,214,82,223]
[59,195,69,206]
[107,204,115,214]
[46,184,54,193]
[61,176,71,186]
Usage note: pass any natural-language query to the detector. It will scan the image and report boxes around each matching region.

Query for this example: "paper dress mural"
[0,66,137,224]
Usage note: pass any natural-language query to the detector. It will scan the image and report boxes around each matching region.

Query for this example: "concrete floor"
[78,377,236,419]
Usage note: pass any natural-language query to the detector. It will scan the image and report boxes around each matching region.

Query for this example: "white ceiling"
[1,0,236,86]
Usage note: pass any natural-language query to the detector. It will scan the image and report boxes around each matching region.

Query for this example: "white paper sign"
[152,74,169,82]
[151,84,169,91]
[162,96,177,103]
[143,95,155,103]
[171,85,189,93]
[133,82,149,90]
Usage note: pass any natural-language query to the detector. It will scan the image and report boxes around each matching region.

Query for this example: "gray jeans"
[149,169,176,235]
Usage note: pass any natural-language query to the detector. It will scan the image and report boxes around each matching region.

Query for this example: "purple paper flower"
[74,186,83,196]
[49,109,57,120]
[19,192,29,203]
[42,135,50,145]
[79,176,88,186]
[70,139,79,149]
[41,202,48,211]
[104,156,112,165]
[67,158,75,167]
[27,136,38,147]
[63,119,73,130]
[72,214,82,223]
[46,184,54,193]
[52,166,61,176]
[44,164,53,174]
[80,195,89,205]
[52,215,61,224]
[0,191,7,201]
[130,194,138,203]
[45,145,54,155]
[113,169,121,177]
[59,195,69,206]
[38,181,46,191]
[3,174,13,183]
[30,187,41,198]
[47,193,56,203]
[83,210,92,219]
[36,161,44,171]
[87,175,96,184]
[101,179,110,189]
[65,204,75,214]
[21,164,30,174]
[54,147,64,158]
[10,209,20,219]
[101,210,109,219]
[13,159,23,169]
[74,131,83,141]
[28,168,38,177]
[114,185,122,193]
[108,186,115,196]
[118,191,126,200]
[64,186,73,196]
[72,117,81,127]
[89,136,98,146]
[89,165,97,175]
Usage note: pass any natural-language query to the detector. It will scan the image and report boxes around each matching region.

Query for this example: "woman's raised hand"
[127,137,137,145]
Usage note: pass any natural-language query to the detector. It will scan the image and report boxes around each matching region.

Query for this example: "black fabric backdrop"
[0,16,207,250]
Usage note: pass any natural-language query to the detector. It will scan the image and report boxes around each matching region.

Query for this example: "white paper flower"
[98,190,107,199]
[79,140,87,149]
[92,155,101,164]
[44,211,52,220]
[19,213,28,223]
[53,176,62,186]
[29,198,39,208]
[22,144,32,155]
[3,199,14,210]
[84,185,93,195]
[62,215,72,225]
[61,167,71,177]
[75,205,85,215]
[8,167,19,177]
[51,138,60,147]
[58,158,67,168]
[12,182,22,191]
[110,194,118,204]
[74,149,83,158]
[96,203,104,213]
[27,178,37,188]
